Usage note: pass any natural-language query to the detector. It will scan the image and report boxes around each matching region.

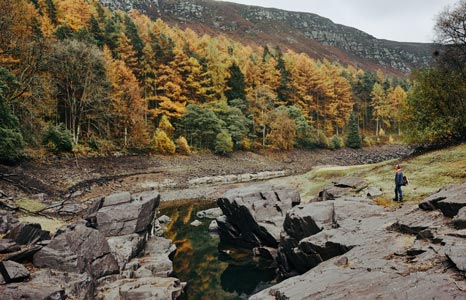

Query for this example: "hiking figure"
[394,164,403,202]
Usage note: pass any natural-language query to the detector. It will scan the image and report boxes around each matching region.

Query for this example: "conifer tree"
[225,62,246,105]
[346,112,362,148]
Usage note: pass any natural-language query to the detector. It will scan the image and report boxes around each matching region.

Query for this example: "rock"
[132,237,176,278]
[208,220,219,232]
[158,215,172,224]
[4,222,50,245]
[0,283,66,300]
[0,260,30,283]
[5,245,42,263]
[419,183,466,217]
[33,222,119,279]
[366,186,382,197]
[453,207,466,229]
[216,184,300,249]
[196,207,223,219]
[0,209,19,234]
[445,237,466,272]
[333,177,367,189]
[107,234,146,270]
[253,246,278,260]
[190,220,202,227]
[93,192,160,237]
[0,239,20,254]
[388,208,445,235]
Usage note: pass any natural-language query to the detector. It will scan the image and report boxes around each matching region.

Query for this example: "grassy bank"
[271,143,466,205]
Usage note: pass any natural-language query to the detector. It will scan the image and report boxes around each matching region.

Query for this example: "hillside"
[100,0,434,74]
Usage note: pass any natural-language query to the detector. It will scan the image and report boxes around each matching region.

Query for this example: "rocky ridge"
[99,0,433,74]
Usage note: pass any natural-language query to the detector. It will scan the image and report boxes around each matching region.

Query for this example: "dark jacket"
[395,170,403,186]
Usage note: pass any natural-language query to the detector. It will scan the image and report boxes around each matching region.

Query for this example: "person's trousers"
[395,184,403,201]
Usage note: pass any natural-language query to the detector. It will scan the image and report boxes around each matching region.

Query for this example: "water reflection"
[160,200,277,300]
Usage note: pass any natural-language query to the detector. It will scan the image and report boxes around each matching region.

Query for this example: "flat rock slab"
[419,183,466,217]
[389,208,445,235]
[0,260,30,283]
[0,284,66,300]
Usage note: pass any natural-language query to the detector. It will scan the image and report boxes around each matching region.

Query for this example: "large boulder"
[33,221,119,279]
[87,191,160,237]
[318,177,367,201]
[216,185,300,249]
[419,183,466,217]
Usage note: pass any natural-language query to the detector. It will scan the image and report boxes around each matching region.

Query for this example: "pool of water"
[160,200,277,300]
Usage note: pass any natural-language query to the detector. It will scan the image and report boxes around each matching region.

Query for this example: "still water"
[160,200,277,300]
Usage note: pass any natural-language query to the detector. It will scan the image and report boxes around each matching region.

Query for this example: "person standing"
[394,164,403,202]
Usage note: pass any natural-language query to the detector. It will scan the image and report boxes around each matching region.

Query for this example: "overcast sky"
[219,0,458,43]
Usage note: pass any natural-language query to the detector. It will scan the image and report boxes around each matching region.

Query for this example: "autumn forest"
[1,0,465,163]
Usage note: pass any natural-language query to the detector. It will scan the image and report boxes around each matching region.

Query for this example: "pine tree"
[225,63,246,105]
[346,112,362,148]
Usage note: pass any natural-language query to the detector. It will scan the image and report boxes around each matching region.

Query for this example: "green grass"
[271,143,466,204]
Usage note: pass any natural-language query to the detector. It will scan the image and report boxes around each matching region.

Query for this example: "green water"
[160,201,277,300]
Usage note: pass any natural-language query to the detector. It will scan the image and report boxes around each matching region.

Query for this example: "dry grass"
[270,143,466,204]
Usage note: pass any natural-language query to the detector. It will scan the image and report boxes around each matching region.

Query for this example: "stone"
[419,183,466,217]
[94,192,159,237]
[33,222,119,279]
[158,215,172,224]
[453,206,466,229]
[0,239,20,254]
[196,207,223,219]
[96,277,185,300]
[333,177,367,189]
[190,220,202,227]
[107,234,146,270]
[0,209,19,234]
[0,283,66,300]
[216,184,300,249]
[208,220,219,232]
[366,186,383,197]
[388,208,444,235]
[133,237,177,278]
[5,245,42,263]
[0,260,30,283]
[445,237,466,272]
[4,222,50,245]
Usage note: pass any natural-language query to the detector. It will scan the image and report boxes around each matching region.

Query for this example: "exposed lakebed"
[160,200,277,300]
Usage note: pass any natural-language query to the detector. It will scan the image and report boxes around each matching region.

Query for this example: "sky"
[218,0,458,43]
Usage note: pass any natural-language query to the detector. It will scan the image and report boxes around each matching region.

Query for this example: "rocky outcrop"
[1,191,184,300]
[4,222,50,245]
[99,0,433,74]
[419,183,466,217]
[216,184,300,249]
[250,185,466,300]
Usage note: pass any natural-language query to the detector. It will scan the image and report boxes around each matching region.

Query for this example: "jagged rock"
[366,186,383,197]
[107,234,146,270]
[0,239,20,254]
[453,207,466,229]
[4,222,50,245]
[216,184,300,249]
[132,236,176,278]
[190,220,202,227]
[96,277,185,300]
[33,222,119,279]
[419,183,466,217]
[92,191,160,237]
[0,209,19,234]
[0,260,30,283]
[196,207,223,219]
[158,215,172,224]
